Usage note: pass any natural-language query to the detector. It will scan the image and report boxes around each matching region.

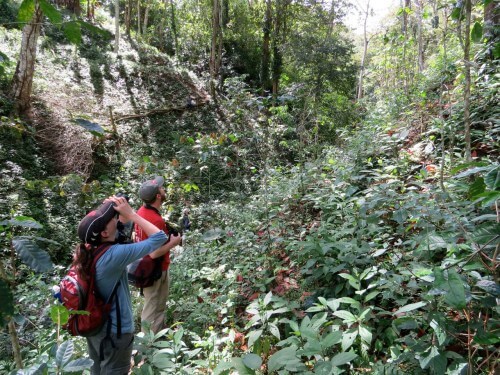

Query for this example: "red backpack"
[60,244,121,337]
[127,255,163,294]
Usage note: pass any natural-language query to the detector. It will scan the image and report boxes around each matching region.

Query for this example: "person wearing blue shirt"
[73,195,177,374]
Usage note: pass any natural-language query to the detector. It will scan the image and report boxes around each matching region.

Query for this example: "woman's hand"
[105,195,135,221]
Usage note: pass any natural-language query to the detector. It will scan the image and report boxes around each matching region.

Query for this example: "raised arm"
[149,233,181,259]
[108,196,162,238]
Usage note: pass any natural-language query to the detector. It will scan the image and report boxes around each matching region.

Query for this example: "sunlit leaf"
[268,346,298,372]
[484,167,499,190]
[39,0,62,24]
[63,358,94,372]
[63,21,82,45]
[393,301,427,316]
[17,0,35,23]
[471,22,483,43]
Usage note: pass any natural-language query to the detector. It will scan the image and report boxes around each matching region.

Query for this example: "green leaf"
[358,324,372,345]
[151,353,175,369]
[17,0,35,23]
[63,358,93,372]
[430,319,446,346]
[12,238,54,272]
[333,310,357,323]
[268,323,280,340]
[247,329,263,348]
[471,22,483,43]
[73,118,105,136]
[393,301,427,316]
[268,346,298,372]
[202,228,224,241]
[242,353,262,370]
[321,331,342,349]
[485,167,499,190]
[63,21,82,45]
[50,304,69,326]
[444,270,466,309]
[78,20,113,39]
[475,280,500,296]
[472,223,500,245]
[468,177,486,199]
[330,351,357,367]
[473,328,500,345]
[230,357,255,375]
[341,328,357,351]
[263,291,272,306]
[9,216,43,229]
[56,340,74,368]
[213,360,234,375]
[39,0,62,24]
[0,279,14,326]
[419,346,447,374]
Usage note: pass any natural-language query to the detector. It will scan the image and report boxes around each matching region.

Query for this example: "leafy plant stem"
[8,318,23,369]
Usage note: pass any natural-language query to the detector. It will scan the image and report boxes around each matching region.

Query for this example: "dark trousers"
[87,329,134,375]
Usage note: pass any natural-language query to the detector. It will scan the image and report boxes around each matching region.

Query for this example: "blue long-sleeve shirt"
[94,231,168,333]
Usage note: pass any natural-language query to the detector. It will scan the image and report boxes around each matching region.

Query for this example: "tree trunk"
[261,0,272,93]
[125,0,131,36]
[10,4,43,116]
[143,3,149,35]
[357,0,370,100]
[114,0,120,53]
[271,0,282,98]
[463,0,472,161]
[170,0,179,55]
[416,0,424,73]
[137,0,141,35]
[210,0,222,98]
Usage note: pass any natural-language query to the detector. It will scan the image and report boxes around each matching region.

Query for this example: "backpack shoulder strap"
[91,243,113,268]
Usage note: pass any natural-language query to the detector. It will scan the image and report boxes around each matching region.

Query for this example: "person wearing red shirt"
[134,176,181,333]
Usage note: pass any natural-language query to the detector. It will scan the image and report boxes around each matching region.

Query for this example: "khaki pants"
[141,269,169,334]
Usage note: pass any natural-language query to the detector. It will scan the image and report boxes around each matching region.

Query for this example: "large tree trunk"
[357,0,370,100]
[10,4,43,116]
[463,0,472,161]
[416,0,424,73]
[271,0,282,98]
[114,0,120,52]
[210,0,222,98]
[169,0,179,55]
[143,3,149,35]
[137,0,141,35]
[261,0,272,94]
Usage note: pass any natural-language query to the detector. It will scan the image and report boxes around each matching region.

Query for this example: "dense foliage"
[0,0,498,374]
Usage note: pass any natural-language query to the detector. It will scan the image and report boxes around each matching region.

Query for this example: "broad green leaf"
[213,360,234,375]
[50,304,69,326]
[55,340,74,368]
[472,223,499,245]
[268,346,298,372]
[468,177,486,198]
[321,331,342,349]
[314,360,333,374]
[302,338,323,356]
[471,22,483,43]
[247,329,263,348]
[393,301,427,316]
[430,319,446,346]
[484,167,499,190]
[151,353,175,369]
[242,353,262,370]
[39,0,62,24]
[12,238,54,272]
[444,270,466,309]
[333,310,357,323]
[473,328,500,345]
[325,299,340,312]
[341,328,357,351]
[230,357,255,374]
[364,291,379,303]
[263,291,272,306]
[78,20,113,39]
[425,235,447,250]
[453,166,490,178]
[338,297,361,309]
[73,118,104,136]
[476,280,500,296]
[17,0,35,23]
[0,279,14,326]
[358,324,372,344]
[330,351,357,367]
[63,21,82,45]
[268,323,280,340]
[63,358,93,372]
[419,346,447,374]
[9,216,43,229]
